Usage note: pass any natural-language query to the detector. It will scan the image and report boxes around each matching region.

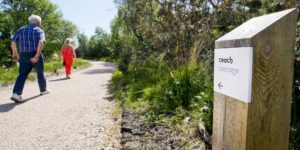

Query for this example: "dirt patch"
[120,108,206,150]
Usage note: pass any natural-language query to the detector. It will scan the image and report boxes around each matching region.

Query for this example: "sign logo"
[218,82,223,89]
[214,47,253,103]
[219,56,233,64]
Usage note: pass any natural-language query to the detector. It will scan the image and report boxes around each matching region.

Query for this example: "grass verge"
[0,59,90,85]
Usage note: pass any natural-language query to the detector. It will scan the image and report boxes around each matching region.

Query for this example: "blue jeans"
[13,52,47,95]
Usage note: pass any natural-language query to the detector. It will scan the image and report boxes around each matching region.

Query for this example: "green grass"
[0,59,90,85]
[72,59,91,69]
[99,57,118,63]
[0,67,22,84]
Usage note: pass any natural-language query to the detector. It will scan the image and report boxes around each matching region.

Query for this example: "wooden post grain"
[213,8,298,150]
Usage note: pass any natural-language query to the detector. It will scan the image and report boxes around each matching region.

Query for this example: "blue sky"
[50,0,118,37]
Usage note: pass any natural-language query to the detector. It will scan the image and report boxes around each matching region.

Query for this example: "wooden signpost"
[213,8,298,150]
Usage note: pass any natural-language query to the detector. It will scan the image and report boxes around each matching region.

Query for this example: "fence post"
[213,8,298,150]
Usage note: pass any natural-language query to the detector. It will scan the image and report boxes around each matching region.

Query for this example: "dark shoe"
[11,93,23,103]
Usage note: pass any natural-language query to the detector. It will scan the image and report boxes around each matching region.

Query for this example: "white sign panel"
[214,47,253,103]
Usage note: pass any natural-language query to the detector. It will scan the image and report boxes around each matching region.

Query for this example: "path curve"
[0,61,121,149]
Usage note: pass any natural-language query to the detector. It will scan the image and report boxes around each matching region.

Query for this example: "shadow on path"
[83,62,116,75]
[103,95,114,102]
[0,95,41,112]
[49,77,69,82]
[83,68,115,74]
[23,95,42,101]
[0,103,18,112]
[102,62,117,68]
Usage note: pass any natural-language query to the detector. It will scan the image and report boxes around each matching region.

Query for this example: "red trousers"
[63,57,73,76]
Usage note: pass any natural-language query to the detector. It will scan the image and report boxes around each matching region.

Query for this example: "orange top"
[61,45,74,58]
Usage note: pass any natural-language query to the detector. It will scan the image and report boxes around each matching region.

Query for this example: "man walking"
[11,14,50,103]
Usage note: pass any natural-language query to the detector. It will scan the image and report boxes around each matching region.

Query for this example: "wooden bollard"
[213,8,298,150]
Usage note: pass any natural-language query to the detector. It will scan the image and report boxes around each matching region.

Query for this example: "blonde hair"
[65,38,72,44]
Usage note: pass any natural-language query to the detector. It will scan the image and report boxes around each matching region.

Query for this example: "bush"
[111,69,125,92]
[112,54,214,133]
[290,20,300,149]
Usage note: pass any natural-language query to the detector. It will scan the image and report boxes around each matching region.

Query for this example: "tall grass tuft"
[111,34,215,135]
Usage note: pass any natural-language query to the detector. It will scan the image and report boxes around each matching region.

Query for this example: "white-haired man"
[10,14,50,102]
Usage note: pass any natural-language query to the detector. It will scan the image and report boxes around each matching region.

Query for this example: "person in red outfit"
[61,38,76,79]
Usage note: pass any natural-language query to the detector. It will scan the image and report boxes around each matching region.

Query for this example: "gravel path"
[0,61,121,150]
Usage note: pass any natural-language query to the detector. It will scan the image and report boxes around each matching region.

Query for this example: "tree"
[55,19,78,46]
[0,0,79,62]
[81,27,111,59]
[76,32,89,58]
[109,16,124,59]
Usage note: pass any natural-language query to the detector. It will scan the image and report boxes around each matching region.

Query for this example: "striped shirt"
[12,24,45,52]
